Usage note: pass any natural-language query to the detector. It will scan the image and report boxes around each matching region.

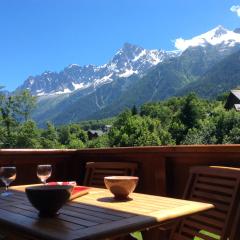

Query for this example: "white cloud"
[230,5,240,17]
[174,37,208,51]
[174,38,189,51]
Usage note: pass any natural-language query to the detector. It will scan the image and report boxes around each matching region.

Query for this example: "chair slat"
[194,232,218,240]
[190,196,229,212]
[195,182,235,195]
[193,190,232,204]
[183,219,222,235]
[181,225,218,240]
[170,166,240,240]
[92,169,127,175]
[198,176,236,187]
[83,162,138,188]
[201,210,226,221]
[189,214,224,229]
[172,233,192,240]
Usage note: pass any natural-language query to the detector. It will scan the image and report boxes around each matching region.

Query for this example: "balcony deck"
[1,145,240,239]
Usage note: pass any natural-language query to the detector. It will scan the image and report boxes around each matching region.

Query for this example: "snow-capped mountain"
[175,25,240,51]
[24,25,240,125]
[17,25,240,97]
[17,43,178,96]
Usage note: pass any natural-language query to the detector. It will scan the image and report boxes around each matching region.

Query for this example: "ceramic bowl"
[104,176,139,199]
[25,185,73,217]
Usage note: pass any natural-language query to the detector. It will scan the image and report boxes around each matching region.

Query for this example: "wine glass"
[37,165,52,184]
[0,166,17,196]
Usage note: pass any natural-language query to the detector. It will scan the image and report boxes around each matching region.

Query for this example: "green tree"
[0,90,36,148]
[67,137,85,149]
[15,120,41,148]
[140,103,173,128]
[40,122,62,148]
[69,124,88,143]
[169,121,186,144]
[131,105,138,115]
[58,124,88,147]
[0,95,18,147]
[179,93,204,129]
[214,110,240,144]
[58,126,71,145]
[181,120,217,145]
[108,111,173,147]
[14,90,36,121]
[87,134,110,148]
[223,127,240,144]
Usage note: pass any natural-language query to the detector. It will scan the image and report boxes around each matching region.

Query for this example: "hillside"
[14,25,240,125]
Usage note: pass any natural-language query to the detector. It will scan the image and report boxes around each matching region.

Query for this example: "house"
[102,125,112,132]
[87,129,104,140]
[225,90,240,111]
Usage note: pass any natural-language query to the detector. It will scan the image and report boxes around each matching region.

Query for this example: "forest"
[0,90,239,149]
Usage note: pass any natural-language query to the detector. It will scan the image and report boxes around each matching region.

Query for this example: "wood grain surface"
[0,185,213,240]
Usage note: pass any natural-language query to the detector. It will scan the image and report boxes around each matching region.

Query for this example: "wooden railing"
[1,145,240,198]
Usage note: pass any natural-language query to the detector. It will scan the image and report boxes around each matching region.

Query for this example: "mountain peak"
[175,25,240,51]
[120,43,144,54]
[122,42,142,49]
[234,28,240,34]
[18,41,177,96]
[212,25,228,38]
[67,64,80,69]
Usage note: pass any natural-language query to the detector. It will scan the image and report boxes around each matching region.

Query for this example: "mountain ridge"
[15,25,240,125]
[16,42,178,96]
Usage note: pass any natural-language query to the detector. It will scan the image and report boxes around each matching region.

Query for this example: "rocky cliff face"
[17,43,178,96]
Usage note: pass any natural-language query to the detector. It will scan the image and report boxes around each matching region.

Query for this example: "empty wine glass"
[37,165,52,184]
[0,166,16,196]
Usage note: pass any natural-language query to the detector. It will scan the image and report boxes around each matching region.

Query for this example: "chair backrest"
[83,161,138,188]
[229,199,240,240]
[171,166,240,240]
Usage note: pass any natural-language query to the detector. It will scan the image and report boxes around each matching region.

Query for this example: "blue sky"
[1,0,240,91]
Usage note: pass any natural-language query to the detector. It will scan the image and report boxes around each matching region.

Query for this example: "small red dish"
[47,182,90,200]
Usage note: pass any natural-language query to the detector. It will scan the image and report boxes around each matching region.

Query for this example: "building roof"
[234,104,240,111]
[231,90,240,100]
[88,130,104,136]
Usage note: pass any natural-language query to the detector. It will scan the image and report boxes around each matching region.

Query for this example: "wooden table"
[0,185,214,240]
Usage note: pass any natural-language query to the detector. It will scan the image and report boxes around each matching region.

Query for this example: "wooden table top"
[0,185,214,240]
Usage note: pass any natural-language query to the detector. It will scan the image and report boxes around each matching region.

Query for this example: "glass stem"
[5,184,9,192]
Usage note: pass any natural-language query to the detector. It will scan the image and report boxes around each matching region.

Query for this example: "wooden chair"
[83,161,138,188]
[170,166,240,240]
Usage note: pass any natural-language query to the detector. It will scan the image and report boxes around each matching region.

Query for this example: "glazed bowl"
[25,185,73,217]
[104,176,139,200]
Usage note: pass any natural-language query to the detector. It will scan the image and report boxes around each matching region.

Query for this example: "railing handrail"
[1,144,240,155]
